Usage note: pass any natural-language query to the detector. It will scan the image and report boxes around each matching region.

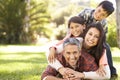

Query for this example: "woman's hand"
[96,65,106,77]
[48,47,56,63]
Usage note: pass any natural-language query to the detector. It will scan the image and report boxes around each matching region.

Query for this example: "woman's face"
[69,22,85,37]
[84,27,100,49]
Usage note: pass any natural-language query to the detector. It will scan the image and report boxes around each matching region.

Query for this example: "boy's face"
[63,44,80,68]
[93,5,108,21]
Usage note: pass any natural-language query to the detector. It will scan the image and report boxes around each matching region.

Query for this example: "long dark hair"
[68,16,85,37]
[83,22,106,65]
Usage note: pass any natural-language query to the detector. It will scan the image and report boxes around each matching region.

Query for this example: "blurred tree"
[26,0,51,43]
[116,0,120,48]
[0,0,51,44]
[107,14,117,47]
[0,0,26,44]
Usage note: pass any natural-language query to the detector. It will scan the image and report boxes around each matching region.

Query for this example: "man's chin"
[69,63,77,66]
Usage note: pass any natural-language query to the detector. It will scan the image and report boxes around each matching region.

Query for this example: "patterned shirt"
[78,8,108,33]
[41,50,98,80]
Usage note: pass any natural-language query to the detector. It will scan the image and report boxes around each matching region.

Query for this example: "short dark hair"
[98,0,114,16]
[68,16,85,28]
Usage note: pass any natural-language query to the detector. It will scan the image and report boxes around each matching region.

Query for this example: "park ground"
[0,42,120,80]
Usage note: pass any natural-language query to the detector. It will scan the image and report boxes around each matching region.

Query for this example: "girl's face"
[69,22,85,37]
[84,27,100,49]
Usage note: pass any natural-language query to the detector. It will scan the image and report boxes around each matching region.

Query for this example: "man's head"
[93,0,114,21]
[63,38,83,68]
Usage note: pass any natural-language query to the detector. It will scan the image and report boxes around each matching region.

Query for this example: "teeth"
[88,40,93,44]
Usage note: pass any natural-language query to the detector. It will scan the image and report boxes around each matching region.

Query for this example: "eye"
[94,35,99,39]
[70,26,73,29]
[88,32,92,36]
[66,52,70,55]
[73,51,78,55]
[98,9,101,12]
[75,25,79,28]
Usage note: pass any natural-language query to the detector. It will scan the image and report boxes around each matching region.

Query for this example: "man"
[78,0,117,78]
[41,38,110,80]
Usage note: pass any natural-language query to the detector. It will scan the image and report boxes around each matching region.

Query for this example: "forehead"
[70,22,82,26]
[88,27,100,35]
[64,44,79,51]
[97,6,108,14]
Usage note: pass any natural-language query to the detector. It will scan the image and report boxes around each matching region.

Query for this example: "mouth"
[73,32,80,36]
[87,40,94,45]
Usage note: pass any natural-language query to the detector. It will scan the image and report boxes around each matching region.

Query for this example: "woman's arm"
[83,65,110,79]
[83,49,110,79]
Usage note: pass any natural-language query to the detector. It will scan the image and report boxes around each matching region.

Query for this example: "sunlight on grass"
[0,45,48,80]
[0,45,47,53]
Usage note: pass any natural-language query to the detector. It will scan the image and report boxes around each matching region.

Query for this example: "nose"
[73,27,77,32]
[89,36,95,41]
[70,54,75,59]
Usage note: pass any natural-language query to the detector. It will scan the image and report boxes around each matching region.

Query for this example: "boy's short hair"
[98,0,114,16]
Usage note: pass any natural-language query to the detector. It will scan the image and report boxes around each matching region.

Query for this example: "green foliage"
[0,0,51,44]
[107,14,118,47]
[27,0,51,42]
[0,0,26,44]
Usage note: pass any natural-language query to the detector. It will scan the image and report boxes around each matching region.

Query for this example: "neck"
[83,42,91,50]
[71,65,76,69]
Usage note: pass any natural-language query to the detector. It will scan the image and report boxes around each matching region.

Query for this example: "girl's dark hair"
[83,22,106,65]
[98,0,114,16]
[68,16,85,37]
[68,16,85,28]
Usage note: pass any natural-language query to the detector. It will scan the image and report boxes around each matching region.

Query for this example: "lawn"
[0,45,47,80]
[0,45,120,80]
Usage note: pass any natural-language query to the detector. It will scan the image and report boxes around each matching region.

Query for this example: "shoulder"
[81,50,95,62]
[100,19,107,26]
[79,8,94,15]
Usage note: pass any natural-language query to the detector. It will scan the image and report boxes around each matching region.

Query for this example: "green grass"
[0,45,120,80]
[0,45,47,80]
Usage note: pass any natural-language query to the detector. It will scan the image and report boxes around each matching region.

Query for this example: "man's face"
[63,44,80,68]
[93,5,108,21]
